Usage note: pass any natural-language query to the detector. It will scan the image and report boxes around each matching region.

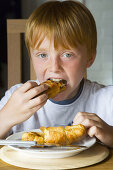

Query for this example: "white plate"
[6,129,96,158]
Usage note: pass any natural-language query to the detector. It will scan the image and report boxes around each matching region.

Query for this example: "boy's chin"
[51,93,68,101]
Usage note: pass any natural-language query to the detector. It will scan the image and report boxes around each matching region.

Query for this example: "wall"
[86,0,113,85]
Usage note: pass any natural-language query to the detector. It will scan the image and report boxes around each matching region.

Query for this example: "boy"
[0,0,113,147]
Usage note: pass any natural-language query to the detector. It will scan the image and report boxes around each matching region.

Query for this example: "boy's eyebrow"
[33,48,47,52]
[32,48,47,55]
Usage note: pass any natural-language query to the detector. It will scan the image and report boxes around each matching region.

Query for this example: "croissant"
[22,132,44,145]
[65,124,86,144]
[40,126,67,145]
[22,125,86,145]
[40,79,67,98]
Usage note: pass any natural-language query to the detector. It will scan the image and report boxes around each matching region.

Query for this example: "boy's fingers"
[73,112,101,125]
[25,84,48,100]
[87,126,104,140]
[80,119,102,128]
[89,126,113,147]
[27,93,48,108]
[18,81,38,93]
[24,100,47,120]
[27,100,47,116]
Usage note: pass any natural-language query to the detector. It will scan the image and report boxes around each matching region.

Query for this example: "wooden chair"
[7,19,36,89]
[7,19,87,89]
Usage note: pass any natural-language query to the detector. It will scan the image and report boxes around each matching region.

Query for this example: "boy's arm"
[0,85,19,138]
[73,112,113,148]
[0,109,13,138]
[0,81,48,139]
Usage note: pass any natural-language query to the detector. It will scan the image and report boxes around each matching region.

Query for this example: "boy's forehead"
[31,36,87,56]
[33,36,77,51]
[34,37,50,49]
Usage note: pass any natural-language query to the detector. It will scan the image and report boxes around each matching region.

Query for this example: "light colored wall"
[86,0,113,85]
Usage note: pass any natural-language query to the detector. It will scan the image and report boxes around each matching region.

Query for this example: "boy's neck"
[66,83,81,100]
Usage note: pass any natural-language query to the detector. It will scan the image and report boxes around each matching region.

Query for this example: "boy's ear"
[86,52,96,68]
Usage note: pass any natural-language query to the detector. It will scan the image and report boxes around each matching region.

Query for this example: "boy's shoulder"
[8,83,23,93]
[0,83,22,110]
[84,79,113,96]
[85,79,105,89]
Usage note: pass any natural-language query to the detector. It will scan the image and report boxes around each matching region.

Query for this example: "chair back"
[7,19,36,88]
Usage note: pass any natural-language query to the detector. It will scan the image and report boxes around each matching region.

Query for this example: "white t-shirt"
[0,79,113,137]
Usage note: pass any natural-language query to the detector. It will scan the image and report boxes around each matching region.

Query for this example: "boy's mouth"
[48,78,67,86]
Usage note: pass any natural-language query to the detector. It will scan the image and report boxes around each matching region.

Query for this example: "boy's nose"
[49,58,62,72]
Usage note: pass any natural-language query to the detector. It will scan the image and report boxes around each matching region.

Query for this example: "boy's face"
[30,37,89,101]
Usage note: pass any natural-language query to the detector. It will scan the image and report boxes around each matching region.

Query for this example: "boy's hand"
[73,112,113,148]
[0,81,48,128]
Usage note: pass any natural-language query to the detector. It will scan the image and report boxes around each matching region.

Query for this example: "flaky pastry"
[22,132,44,145]
[41,79,67,98]
[22,124,86,146]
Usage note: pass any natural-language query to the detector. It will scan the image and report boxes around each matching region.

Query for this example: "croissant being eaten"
[40,79,67,98]
[22,125,86,146]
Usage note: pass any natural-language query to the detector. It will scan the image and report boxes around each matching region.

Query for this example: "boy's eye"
[39,53,47,58]
[63,53,72,58]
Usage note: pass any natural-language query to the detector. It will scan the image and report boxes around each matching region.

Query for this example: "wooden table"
[0,145,112,170]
